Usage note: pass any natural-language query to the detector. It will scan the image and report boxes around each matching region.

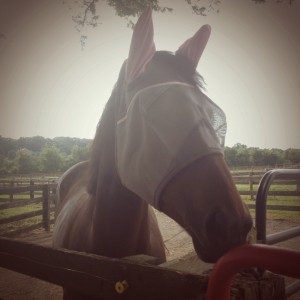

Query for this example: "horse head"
[55,8,252,271]
[114,7,252,263]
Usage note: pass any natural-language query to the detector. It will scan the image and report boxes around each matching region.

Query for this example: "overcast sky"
[0,0,299,149]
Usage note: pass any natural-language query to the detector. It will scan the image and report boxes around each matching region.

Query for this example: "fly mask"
[116,8,227,209]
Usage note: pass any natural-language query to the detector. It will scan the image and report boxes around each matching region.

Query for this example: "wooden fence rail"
[0,183,56,237]
[0,179,57,199]
[234,174,300,201]
[0,237,285,300]
[0,172,299,237]
[1,173,299,197]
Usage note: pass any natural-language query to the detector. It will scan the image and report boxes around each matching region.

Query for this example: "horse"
[53,8,253,299]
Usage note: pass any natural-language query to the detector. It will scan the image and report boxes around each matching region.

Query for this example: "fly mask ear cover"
[116,9,226,209]
[126,7,156,83]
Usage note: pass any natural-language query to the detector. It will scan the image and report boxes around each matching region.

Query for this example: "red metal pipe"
[207,244,300,300]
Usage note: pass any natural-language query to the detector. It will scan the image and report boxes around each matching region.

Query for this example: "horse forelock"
[128,51,205,94]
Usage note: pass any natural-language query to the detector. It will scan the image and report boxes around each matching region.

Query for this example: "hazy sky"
[0,0,299,149]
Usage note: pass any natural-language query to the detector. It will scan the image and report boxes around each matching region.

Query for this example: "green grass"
[0,203,55,233]
[236,181,300,220]
[0,203,43,219]
[0,191,43,201]
[0,216,43,233]
[244,197,300,205]
[0,179,55,233]
[266,210,300,219]
[237,182,300,202]
[0,212,55,233]
[247,207,300,219]
[244,196,300,220]
[236,184,299,192]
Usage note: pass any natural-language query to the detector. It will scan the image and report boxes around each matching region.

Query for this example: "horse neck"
[88,101,152,257]
[91,169,151,258]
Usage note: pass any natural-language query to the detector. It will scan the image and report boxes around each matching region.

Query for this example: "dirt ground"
[0,212,300,300]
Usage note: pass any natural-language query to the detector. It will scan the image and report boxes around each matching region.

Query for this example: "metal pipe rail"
[255,169,300,297]
[207,244,300,300]
[256,169,300,244]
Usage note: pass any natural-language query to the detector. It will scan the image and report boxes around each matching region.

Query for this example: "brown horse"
[53,8,252,299]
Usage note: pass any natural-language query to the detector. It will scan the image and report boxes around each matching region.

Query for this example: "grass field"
[0,191,43,201]
[0,203,43,218]
[238,181,300,219]
[0,191,55,234]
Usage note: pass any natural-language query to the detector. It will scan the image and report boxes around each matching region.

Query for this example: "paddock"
[0,169,300,299]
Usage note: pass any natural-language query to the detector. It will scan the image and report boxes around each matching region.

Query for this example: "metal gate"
[206,169,300,300]
[255,169,300,297]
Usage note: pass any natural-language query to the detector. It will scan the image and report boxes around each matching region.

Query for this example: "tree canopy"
[63,0,295,48]
[0,136,91,174]
[0,136,299,174]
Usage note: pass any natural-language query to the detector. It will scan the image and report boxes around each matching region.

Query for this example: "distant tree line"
[0,137,299,175]
[0,136,91,175]
[224,143,300,168]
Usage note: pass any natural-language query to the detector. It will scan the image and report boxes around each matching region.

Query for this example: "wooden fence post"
[30,180,34,199]
[249,171,254,200]
[9,181,14,201]
[42,185,50,231]
[51,180,56,196]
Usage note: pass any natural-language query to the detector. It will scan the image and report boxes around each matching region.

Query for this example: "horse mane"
[86,62,127,196]
[86,52,205,197]
[86,99,114,196]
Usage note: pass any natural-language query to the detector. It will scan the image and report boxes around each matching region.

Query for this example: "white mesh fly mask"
[114,8,227,209]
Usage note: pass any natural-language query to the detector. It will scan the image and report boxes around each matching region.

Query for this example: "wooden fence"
[0,237,285,300]
[0,183,57,236]
[232,170,300,205]
[0,171,299,237]
[0,178,58,193]
[2,172,300,199]
[0,171,298,299]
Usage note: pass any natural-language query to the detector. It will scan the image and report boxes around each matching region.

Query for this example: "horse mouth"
[191,234,246,263]
[191,235,219,263]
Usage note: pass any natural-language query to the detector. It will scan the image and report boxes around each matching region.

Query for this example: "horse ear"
[175,24,211,69]
[126,7,156,82]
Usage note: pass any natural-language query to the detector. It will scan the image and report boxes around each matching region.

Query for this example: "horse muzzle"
[191,213,253,263]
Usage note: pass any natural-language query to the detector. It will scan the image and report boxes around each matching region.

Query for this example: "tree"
[224,146,237,167]
[64,0,295,48]
[29,136,47,152]
[16,136,49,153]
[264,148,285,166]
[53,137,91,155]
[0,136,92,173]
[248,147,265,166]
[0,136,18,156]
[235,147,251,167]
[15,149,37,174]
[71,144,90,163]
[285,148,300,164]
[40,145,63,173]
[0,158,18,175]
[60,144,91,171]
